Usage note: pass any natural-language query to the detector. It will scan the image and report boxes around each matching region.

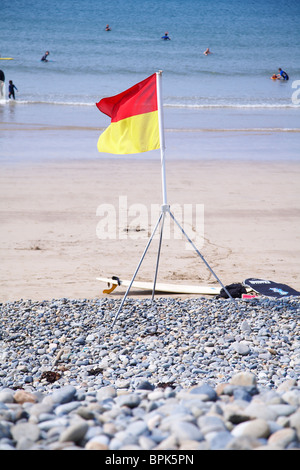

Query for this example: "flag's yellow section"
[97,110,159,154]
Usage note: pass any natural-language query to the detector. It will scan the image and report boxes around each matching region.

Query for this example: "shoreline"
[1,102,299,164]
[1,157,299,302]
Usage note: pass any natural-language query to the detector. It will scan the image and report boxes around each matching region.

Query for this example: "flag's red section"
[96,74,157,123]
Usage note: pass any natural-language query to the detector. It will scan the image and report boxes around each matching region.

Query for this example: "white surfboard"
[97,276,221,295]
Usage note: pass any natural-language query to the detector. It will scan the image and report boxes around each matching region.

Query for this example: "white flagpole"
[156,71,168,207]
[150,71,169,303]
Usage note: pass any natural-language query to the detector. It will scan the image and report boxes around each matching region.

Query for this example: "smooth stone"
[243,403,277,421]
[282,390,300,407]
[38,417,68,432]
[115,394,141,408]
[11,422,40,443]
[178,439,208,450]
[231,418,270,439]
[0,391,14,404]
[16,437,36,450]
[170,421,204,442]
[76,406,96,420]
[136,381,155,391]
[268,404,297,418]
[233,342,250,355]
[230,372,257,387]
[154,434,178,450]
[114,430,139,447]
[46,385,77,405]
[0,443,15,450]
[28,403,54,417]
[268,428,298,449]
[138,435,156,450]
[55,401,82,416]
[13,390,37,404]
[0,421,13,440]
[59,421,89,443]
[189,384,217,401]
[85,441,109,450]
[233,388,253,402]
[197,415,227,435]
[85,434,110,450]
[209,431,234,450]
[226,435,263,450]
[159,413,196,432]
[96,386,117,401]
[125,420,149,437]
[289,412,300,437]
[240,320,251,332]
[277,379,297,392]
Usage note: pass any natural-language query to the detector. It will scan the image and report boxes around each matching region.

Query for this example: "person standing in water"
[8,80,18,99]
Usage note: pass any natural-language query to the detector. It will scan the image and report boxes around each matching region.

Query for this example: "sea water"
[0,0,299,161]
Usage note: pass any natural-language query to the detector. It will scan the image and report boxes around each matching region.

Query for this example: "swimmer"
[204,48,211,55]
[41,51,50,62]
[161,32,170,40]
[105,24,111,31]
[277,68,289,80]
[271,73,278,80]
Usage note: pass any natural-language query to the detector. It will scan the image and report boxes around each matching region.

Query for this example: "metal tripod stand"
[111,203,233,328]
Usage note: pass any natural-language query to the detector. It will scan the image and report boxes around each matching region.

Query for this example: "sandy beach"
[1,157,299,302]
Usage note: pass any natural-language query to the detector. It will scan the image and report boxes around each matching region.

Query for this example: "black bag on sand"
[216,282,247,299]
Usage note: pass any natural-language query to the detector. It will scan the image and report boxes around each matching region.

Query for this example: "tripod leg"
[169,211,234,301]
[151,210,166,302]
[111,212,163,328]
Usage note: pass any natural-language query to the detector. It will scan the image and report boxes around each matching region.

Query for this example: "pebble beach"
[1,296,300,451]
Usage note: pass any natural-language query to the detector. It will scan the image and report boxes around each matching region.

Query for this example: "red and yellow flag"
[96,74,160,154]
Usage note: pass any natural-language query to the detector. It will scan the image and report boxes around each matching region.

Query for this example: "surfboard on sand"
[97,276,221,295]
[244,278,300,298]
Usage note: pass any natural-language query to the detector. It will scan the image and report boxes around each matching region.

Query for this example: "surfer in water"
[41,51,50,62]
[8,80,18,99]
[161,32,171,40]
[105,24,111,31]
[203,48,211,55]
[277,68,289,80]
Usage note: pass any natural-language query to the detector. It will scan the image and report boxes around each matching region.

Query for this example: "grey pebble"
[11,422,40,443]
[46,385,77,405]
[59,420,89,443]
[115,393,141,408]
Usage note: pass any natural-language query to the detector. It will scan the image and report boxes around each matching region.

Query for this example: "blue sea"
[1,0,300,161]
